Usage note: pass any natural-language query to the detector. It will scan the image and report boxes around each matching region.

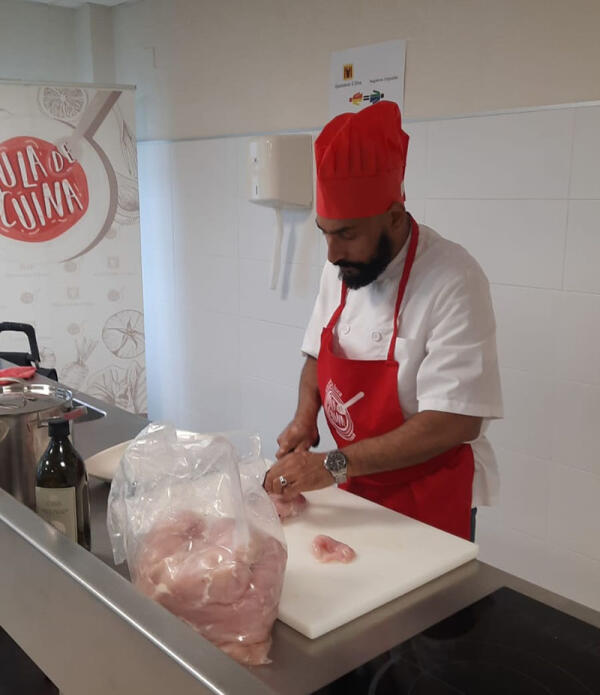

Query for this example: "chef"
[263,101,503,540]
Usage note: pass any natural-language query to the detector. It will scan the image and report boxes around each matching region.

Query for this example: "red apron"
[317,217,474,540]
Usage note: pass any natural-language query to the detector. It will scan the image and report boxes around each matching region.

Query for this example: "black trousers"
[470,507,478,542]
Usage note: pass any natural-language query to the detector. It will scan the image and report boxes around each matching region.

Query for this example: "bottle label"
[35,487,77,543]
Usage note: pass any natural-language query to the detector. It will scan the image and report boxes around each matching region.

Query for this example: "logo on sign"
[0,136,89,243]
[348,89,385,107]
[324,379,365,441]
[343,64,354,80]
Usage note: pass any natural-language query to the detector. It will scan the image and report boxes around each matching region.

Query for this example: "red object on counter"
[0,365,37,385]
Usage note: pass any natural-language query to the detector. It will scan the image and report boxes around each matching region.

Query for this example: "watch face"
[327,451,346,473]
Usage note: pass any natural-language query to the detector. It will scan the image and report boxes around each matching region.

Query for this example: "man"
[263,101,502,540]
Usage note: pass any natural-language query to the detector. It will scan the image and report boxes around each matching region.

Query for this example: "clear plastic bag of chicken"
[107,422,287,665]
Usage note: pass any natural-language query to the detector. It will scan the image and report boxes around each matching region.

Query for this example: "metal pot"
[0,378,86,509]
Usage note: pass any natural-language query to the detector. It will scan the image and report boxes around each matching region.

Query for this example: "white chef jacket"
[302,223,503,507]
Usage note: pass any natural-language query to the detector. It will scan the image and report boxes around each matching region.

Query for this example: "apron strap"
[387,216,419,361]
[324,283,349,333]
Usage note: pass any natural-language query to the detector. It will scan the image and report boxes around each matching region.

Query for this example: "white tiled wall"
[138,134,326,453]
[138,102,600,611]
[422,105,600,611]
[426,109,573,199]
[425,199,568,288]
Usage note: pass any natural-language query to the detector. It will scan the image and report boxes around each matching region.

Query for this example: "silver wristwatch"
[324,449,348,484]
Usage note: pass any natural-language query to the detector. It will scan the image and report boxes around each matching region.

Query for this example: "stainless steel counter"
[2,363,600,694]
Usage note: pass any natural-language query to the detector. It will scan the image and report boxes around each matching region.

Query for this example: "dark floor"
[0,627,58,695]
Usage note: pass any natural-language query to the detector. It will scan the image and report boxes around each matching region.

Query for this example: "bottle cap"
[48,417,70,440]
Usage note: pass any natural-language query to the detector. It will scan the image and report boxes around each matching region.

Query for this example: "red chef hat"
[315,101,409,219]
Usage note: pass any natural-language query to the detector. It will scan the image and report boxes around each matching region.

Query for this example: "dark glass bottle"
[35,417,91,550]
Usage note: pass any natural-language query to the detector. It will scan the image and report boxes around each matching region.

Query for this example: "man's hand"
[276,417,320,459]
[263,451,334,498]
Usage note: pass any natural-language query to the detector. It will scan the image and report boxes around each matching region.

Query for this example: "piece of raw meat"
[312,534,356,563]
[269,493,308,520]
[133,511,287,665]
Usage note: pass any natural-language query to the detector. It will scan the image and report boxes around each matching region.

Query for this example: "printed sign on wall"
[329,39,406,118]
[0,82,146,414]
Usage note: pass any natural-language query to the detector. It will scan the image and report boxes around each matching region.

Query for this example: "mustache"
[334,261,367,270]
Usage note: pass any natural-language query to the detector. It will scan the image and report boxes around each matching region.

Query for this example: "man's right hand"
[276,417,320,459]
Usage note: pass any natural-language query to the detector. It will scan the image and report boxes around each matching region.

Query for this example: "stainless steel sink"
[72,398,107,423]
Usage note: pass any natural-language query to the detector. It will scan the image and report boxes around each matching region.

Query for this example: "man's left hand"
[263,451,335,498]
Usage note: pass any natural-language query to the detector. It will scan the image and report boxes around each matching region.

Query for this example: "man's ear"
[388,201,407,230]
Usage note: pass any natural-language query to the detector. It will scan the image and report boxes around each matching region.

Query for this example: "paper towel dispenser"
[247,134,313,289]
[248,134,313,208]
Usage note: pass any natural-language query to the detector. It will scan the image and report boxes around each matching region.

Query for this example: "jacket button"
[342,324,351,335]
[371,330,382,342]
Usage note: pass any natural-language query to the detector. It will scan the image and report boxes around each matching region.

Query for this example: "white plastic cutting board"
[278,487,478,639]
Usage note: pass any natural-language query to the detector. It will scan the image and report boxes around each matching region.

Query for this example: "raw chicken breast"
[269,493,308,520]
[133,511,287,665]
[312,534,356,563]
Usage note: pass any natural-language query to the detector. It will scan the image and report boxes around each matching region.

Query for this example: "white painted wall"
[138,102,600,613]
[113,0,600,140]
[75,3,116,83]
[0,0,115,84]
[7,0,597,140]
[0,0,80,82]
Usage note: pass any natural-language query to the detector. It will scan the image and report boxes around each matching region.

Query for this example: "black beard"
[336,232,394,289]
